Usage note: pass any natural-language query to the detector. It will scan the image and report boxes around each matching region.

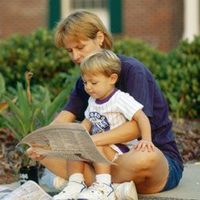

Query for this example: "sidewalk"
[139,163,200,200]
[0,163,200,200]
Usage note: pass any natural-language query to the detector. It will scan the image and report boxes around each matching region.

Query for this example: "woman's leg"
[39,146,169,194]
[40,157,68,179]
[111,147,169,194]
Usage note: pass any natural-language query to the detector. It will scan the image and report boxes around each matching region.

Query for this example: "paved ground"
[0,163,200,200]
[139,163,200,200]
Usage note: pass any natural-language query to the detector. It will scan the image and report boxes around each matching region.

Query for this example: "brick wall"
[123,0,184,51]
[0,0,184,51]
[0,0,48,39]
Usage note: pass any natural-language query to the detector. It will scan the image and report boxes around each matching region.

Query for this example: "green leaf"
[46,89,68,123]
[0,73,6,98]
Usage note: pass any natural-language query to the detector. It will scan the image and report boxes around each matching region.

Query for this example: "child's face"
[63,37,102,65]
[82,73,117,100]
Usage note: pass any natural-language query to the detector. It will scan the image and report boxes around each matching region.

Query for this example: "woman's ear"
[110,73,118,84]
[96,31,104,47]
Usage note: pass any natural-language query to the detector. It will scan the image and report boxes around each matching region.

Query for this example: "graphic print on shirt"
[89,112,110,134]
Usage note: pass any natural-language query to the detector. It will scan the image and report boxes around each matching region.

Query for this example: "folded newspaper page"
[1,180,52,200]
[18,123,112,164]
[0,186,14,199]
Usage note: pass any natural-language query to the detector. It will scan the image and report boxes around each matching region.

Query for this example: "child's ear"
[110,73,118,84]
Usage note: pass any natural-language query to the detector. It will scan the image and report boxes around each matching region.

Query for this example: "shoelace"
[61,181,86,193]
[87,182,114,196]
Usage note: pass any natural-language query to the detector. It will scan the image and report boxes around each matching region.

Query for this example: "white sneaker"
[114,181,138,200]
[77,182,115,200]
[53,181,87,200]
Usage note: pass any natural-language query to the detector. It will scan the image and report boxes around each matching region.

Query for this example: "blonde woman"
[28,10,183,199]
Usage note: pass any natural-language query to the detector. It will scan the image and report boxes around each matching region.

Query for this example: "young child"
[53,50,155,200]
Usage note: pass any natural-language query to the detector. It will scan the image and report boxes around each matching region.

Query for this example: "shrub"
[1,79,69,141]
[0,72,69,167]
[0,28,75,94]
[113,38,167,80]
[160,36,200,118]
[0,29,199,119]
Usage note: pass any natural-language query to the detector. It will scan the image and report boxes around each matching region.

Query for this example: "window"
[70,0,107,9]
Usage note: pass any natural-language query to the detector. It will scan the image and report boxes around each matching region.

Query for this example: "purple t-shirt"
[64,55,183,165]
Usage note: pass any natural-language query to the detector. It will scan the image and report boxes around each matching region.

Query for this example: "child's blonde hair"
[80,50,121,77]
[55,10,112,49]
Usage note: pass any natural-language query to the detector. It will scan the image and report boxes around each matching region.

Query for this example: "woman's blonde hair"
[80,50,121,77]
[55,10,113,49]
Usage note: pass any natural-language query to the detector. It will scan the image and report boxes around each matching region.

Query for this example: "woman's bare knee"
[111,147,166,182]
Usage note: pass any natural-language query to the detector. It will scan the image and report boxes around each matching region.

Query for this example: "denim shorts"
[161,154,184,191]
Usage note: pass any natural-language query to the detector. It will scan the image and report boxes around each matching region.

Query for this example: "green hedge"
[160,36,200,118]
[0,28,75,94]
[113,37,200,118]
[0,29,199,119]
[113,38,167,81]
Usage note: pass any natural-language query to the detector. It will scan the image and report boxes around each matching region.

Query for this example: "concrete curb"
[139,163,200,200]
[0,163,199,200]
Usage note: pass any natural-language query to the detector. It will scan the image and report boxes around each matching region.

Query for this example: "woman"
[28,10,183,196]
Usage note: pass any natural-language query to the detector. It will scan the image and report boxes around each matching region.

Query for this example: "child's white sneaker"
[53,181,87,200]
[114,181,138,200]
[77,182,115,200]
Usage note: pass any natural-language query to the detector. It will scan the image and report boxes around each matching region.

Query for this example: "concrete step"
[138,163,200,200]
[0,163,199,200]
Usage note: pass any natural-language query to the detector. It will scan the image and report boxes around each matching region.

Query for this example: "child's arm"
[132,109,155,152]
[91,120,140,146]
[132,109,151,141]
[81,118,92,133]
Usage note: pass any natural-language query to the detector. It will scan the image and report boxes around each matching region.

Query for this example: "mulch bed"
[173,118,200,162]
[0,119,199,184]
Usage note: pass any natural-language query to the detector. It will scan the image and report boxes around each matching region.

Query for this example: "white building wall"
[61,0,110,31]
[183,0,200,40]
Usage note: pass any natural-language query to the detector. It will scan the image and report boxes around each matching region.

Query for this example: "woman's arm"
[27,110,77,178]
[51,110,76,124]
[91,120,140,146]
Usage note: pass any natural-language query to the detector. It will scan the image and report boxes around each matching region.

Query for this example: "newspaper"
[18,123,112,164]
[0,187,13,199]
[0,181,52,200]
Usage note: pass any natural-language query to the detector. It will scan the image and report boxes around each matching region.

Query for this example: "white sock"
[69,173,84,183]
[53,176,67,189]
[96,174,111,185]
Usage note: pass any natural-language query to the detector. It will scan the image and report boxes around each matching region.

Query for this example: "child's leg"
[81,144,130,185]
[93,146,112,184]
[77,146,116,200]
[53,161,87,200]
[67,160,84,178]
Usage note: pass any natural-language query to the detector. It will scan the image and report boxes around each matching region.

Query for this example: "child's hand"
[134,140,155,152]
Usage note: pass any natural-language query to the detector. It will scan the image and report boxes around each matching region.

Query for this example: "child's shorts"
[112,143,130,153]
[161,154,183,191]
[110,143,130,161]
[110,138,139,155]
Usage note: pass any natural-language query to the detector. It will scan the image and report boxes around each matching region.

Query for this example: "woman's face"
[63,36,102,65]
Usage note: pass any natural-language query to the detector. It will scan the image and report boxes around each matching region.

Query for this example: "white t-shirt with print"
[84,89,143,149]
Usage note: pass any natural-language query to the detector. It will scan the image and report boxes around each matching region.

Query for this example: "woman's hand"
[26,147,46,161]
[50,111,76,125]
[134,140,155,152]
